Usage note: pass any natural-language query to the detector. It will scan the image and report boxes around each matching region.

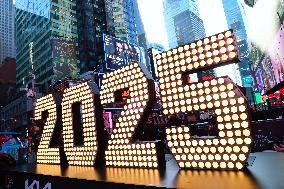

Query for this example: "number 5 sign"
[35,30,251,170]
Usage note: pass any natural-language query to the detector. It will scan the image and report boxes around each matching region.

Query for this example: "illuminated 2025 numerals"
[35,29,251,170]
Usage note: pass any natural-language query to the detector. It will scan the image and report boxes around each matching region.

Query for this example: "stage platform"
[0,152,284,189]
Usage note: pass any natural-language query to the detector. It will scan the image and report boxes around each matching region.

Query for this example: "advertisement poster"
[255,68,265,93]
[103,34,146,71]
[52,38,79,81]
[260,56,277,91]
[269,26,284,86]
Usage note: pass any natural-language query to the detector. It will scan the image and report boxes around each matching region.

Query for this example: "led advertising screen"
[268,27,284,87]
[251,26,284,92]
[250,1,284,93]
[249,1,284,93]
[255,68,265,93]
[254,27,284,93]
[52,38,79,81]
[103,34,146,71]
[250,43,264,71]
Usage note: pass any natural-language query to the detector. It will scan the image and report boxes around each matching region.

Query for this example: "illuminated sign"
[35,30,251,170]
[156,30,251,170]
[52,38,79,81]
[103,34,146,71]
[121,89,130,98]
[100,62,163,168]
[35,93,61,164]
[61,82,100,166]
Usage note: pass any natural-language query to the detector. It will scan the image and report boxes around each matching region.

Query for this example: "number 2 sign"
[35,30,251,170]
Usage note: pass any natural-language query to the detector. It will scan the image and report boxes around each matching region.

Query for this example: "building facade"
[0,0,15,63]
[76,0,109,74]
[174,10,206,47]
[15,0,80,91]
[0,57,16,107]
[0,57,15,84]
[163,0,214,79]
[0,95,35,132]
[0,32,2,63]
[77,0,148,74]
[222,0,253,87]
[149,43,165,52]
[107,0,140,45]
[163,0,202,48]
[15,0,148,89]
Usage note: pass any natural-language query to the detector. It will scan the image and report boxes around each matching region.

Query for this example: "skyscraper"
[174,10,206,46]
[72,0,148,74]
[15,0,148,90]
[0,0,15,63]
[107,0,140,45]
[133,0,148,48]
[163,0,214,79]
[15,0,80,91]
[163,0,203,48]
[103,0,150,72]
[76,0,109,74]
[222,0,253,87]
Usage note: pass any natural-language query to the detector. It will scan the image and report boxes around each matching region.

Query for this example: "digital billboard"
[250,43,264,71]
[52,38,79,81]
[103,34,146,71]
[268,27,284,86]
[255,68,265,93]
[250,25,284,93]
[249,1,284,93]
[254,25,284,93]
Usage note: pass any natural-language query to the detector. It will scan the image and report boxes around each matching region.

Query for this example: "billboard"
[255,68,265,93]
[248,1,284,92]
[250,43,264,71]
[268,27,284,86]
[52,38,79,81]
[103,34,146,71]
[251,24,284,92]
[254,24,284,92]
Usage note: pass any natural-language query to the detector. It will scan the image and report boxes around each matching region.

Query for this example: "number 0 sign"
[35,30,251,170]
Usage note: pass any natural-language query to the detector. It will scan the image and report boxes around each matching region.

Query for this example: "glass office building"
[0,0,15,63]
[107,0,139,45]
[163,0,203,48]
[173,10,206,46]
[163,0,215,79]
[103,0,149,72]
[76,0,148,74]
[16,0,149,90]
[222,0,253,87]
[15,0,79,91]
[76,0,109,74]
[106,0,146,46]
